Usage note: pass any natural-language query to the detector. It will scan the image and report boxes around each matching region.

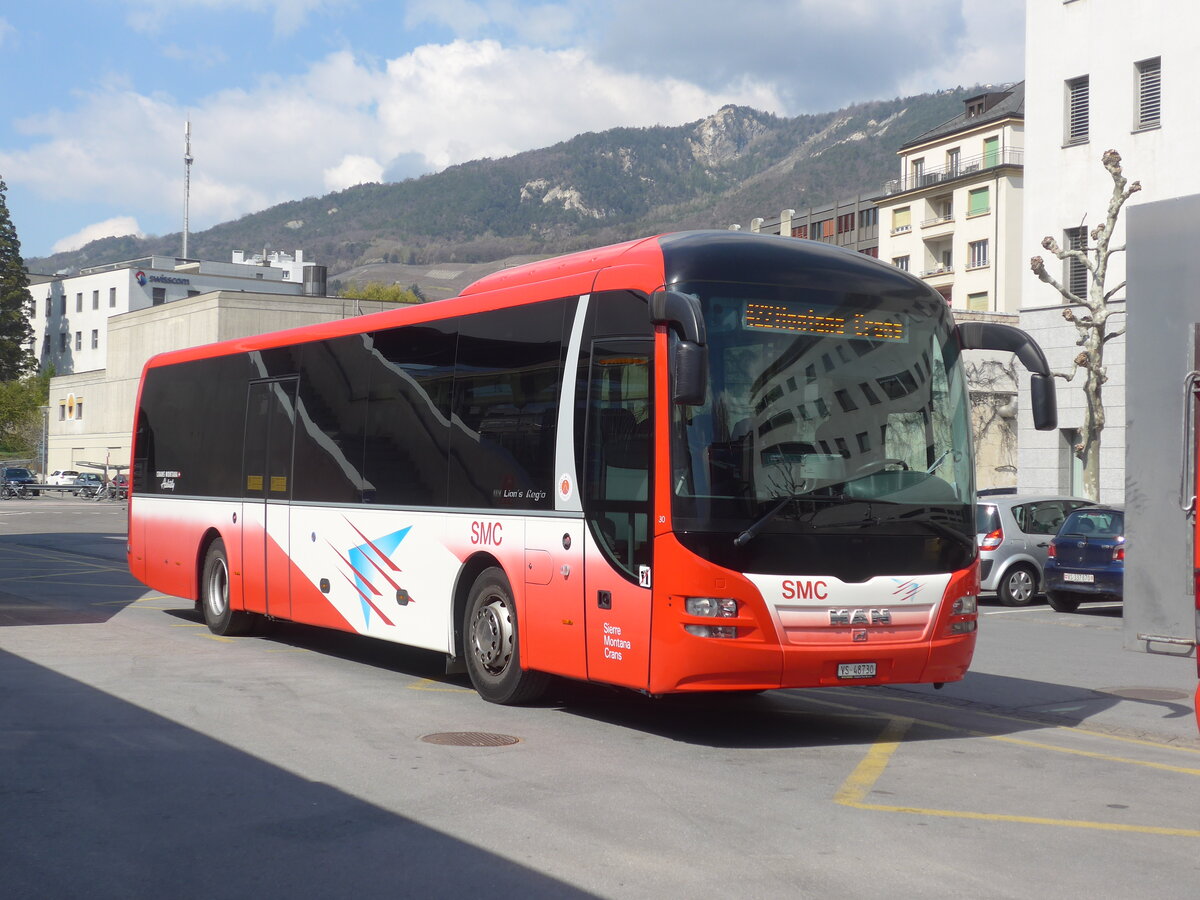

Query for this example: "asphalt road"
[2,498,1198,898]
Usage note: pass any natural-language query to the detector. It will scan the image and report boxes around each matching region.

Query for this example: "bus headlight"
[685,597,738,617]
[684,597,738,638]
[951,594,978,616]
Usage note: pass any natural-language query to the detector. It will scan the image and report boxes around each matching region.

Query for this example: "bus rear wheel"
[201,538,254,636]
[464,567,548,705]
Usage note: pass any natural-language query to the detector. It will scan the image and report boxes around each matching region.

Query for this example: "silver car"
[976,493,1093,605]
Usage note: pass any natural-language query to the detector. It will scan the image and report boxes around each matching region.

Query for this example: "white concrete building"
[875,83,1025,313]
[28,251,326,375]
[1017,0,1199,501]
[46,290,390,478]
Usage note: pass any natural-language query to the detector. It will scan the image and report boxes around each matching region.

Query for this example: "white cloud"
[52,216,144,253]
[324,154,384,191]
[0,41,780,245]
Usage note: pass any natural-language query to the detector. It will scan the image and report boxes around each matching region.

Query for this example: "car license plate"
[837,663,877,679]
[1063,573,1094,583]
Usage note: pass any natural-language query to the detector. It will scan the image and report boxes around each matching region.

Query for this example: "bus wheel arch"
[460,562,549,705]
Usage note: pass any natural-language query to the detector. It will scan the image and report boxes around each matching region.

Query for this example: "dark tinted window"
[293,336,372,503]
[136,355,255,497]
[449,301,567,509]
[364,323,456,506]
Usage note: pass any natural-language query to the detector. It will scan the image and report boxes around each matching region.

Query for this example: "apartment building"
[875,82,1025,313]
[1017,0,1199,500]
[737,191,880,257]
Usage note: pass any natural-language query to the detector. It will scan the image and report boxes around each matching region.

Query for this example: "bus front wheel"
[464,567,548,705]
[201,538,254,636]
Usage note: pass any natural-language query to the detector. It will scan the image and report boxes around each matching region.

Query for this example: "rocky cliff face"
[687,105,773,168]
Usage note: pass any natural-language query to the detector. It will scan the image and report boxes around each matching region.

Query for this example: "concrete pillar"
[780,209,795,237]
[750,217,763,233]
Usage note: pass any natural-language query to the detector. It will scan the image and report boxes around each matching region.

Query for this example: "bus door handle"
[597,590,612,610]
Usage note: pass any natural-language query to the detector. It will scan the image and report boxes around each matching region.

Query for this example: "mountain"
[27,87,984,283]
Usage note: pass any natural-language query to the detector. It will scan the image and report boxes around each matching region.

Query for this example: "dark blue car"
[1044,505,1124,612]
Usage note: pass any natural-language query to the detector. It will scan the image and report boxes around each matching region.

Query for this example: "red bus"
[128,231,1057,703]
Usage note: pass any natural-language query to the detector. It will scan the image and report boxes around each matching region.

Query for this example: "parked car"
[47,469,81,485]
[976,494,1094,605]
[2,466,40,496]
[71,472,103,496]
[1044,505,1125,612]
[113,473,129,498]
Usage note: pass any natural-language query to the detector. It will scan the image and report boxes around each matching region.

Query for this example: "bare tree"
[1029,149,1141,500]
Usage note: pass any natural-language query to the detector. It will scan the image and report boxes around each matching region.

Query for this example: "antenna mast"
[183,121,193,259]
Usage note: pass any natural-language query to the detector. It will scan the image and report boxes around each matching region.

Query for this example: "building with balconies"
[875,83,1025,313]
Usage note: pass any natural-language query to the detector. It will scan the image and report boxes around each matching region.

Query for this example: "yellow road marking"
[833,712,1200,837]
[407,677,473,693]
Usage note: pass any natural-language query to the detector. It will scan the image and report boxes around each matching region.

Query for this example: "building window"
[983,136,999,168]
[946,148,960,176]
[968,239,989,269]
[45,297,50,318]
[75,292,83,313]
[967,187,990,216]
[59,295,66,315]
[859,246,879,258]
[59,332,68,352]
[76,400,83,420]
[75,331,82,351]
[91,329,99,349]
[836,213,855,234]
[792,223,808,239]
[59,404,66,421]
[1065,227,1088,298]
[92,290,99,310]
[891,208,911,234]
[821,219,835,238]
[967,292,989,311]
[152,288,166,305]
[1066,76,1090,144]
[858,208,878,228]
[893,256,910,272]
[109,287,117,308]
[1136,57,1161,130]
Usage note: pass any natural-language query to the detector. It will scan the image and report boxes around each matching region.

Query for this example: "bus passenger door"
[582,341,653,689]
[242,378,298,620]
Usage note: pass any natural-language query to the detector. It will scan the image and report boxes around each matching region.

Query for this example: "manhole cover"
[1104,687,1190,702]
[420,732,521,747]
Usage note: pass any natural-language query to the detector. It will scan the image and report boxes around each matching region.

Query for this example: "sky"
[0,1,1024,262]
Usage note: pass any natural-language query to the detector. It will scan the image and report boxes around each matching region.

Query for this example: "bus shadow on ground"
[161,606,1184,751]
[0,648,594,898]
[0,531,143,625]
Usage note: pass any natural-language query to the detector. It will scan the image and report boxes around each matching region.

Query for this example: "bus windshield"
[670,280,975,576]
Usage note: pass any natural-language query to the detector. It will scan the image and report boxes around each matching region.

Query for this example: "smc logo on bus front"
[471,521,503,546]
[782,579,828,600]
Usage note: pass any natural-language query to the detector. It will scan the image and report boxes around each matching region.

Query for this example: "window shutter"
[1067,77,1090,144]
[1138,59,1161,129]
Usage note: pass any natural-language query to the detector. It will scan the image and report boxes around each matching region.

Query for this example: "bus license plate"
[837,663,877,679]
[1063,573,1094,583]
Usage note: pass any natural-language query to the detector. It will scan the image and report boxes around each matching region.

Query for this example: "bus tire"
[1046,591,1081,613]
[464,567,548,705]
[998,563,1038,606]
[201,538,254,636]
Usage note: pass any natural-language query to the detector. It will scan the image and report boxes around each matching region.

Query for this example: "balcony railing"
[921,214,954,228]
[921,265,955,279]
[881,148,1023,196]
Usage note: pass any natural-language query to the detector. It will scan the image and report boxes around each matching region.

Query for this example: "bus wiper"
[733,491,854,547]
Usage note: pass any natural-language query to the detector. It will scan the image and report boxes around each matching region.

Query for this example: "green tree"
[339,281,422,304]
[0,368,50,456]
[0,177,33,379]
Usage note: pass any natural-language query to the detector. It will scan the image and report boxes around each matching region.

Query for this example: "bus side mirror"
[651,290,708,405]
[673,340,707,406]
[958,321,1058,431]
